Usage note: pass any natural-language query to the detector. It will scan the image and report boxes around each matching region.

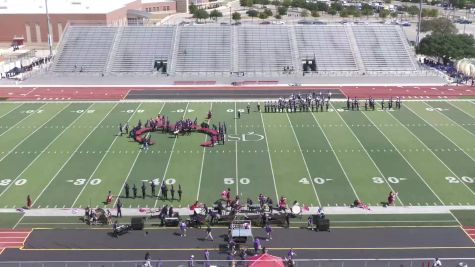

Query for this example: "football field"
[1,100,475,211]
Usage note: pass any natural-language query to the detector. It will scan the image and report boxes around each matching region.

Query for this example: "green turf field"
[0,100,475,214]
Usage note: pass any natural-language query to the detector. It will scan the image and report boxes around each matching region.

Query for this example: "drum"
[291,205,301,215]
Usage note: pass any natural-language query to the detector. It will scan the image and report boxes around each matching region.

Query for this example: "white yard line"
[422,101,475,139]
[113,103,167,207]
[405,104,475,164]
[12,103,119,228]
[235,102,239,196]
[446,101,475,120]
[196,102,213,201]
[32,103,119,206]
[0,103,49,138]
[0,103,70,163]
[0,103,25,120]
[259,106,280,201]
[361,112,445,205]
[0,103,93,199]
[388,111,475,196]
[153,102,190,208]
[310,112,359,200]
[330,103,404,206]
[285,112,321,207]
[71,103,143,208]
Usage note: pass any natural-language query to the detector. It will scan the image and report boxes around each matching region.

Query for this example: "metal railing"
[0,258,473,267]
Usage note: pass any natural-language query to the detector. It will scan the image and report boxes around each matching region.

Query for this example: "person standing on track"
[116,198,123,217]
[204,249,210,267]
[204,224,214,241]
[26,195,32,209]
[247,104,250,114]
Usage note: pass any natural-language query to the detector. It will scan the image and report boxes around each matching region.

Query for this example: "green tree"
[271,0,282,6]
[422,8,438,17]
[277,5,288,15]
[247,9,259,20]
[422,18,458,35]
[232,11,242,22]
[258,12,269,19]
[275,14,282,19]
[282,0,292,7]
[340,8,350,17]
[379,9,390,19]
[361,4,374,19]
[244,0,254,8]
[353,10,362,18]
[417,33,475,62]
[407,5,419,17]
[263,8,273,16]
[316,2,328,12]
[311,10,320,17]
[189,3,198,14]
[331,2,343,12]
[301,9,309,17]
[193,9,209,20]
[209,9,223,21]
[291,0,306,7]
[327,8,337,16]
[390,12,398,18]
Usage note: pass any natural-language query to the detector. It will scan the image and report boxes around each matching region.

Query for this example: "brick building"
[0,0,177,45]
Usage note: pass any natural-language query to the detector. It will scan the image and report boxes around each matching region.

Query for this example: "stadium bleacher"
[294,25,358,71]
[237,26,295,73]
[109,26,175,72]
[52,26,118,73]
[175,26,232,73]
[352,25,417,71]
[52,24,419,75]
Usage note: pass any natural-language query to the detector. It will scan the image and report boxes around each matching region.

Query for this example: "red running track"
[0,229,32,250]
[0,85,474,101]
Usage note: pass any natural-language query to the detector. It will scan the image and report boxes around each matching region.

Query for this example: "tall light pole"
[45,0,53,56]
[416,0,423,44]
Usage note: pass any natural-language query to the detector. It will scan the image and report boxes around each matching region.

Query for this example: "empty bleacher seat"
[53,26,117,72]
[175,26,231,73]
[237,26,294,72]
[351,25,416,71]
[110,26,174,72]
[294,25,357,71]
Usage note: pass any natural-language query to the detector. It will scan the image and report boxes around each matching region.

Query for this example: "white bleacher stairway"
[105,27,124,73]
[52,24,421,75]
[52,26,117,72]
[109,26,174,72]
